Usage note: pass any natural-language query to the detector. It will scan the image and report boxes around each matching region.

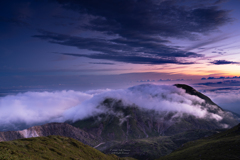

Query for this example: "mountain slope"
[158,123,240,160]
[0,123,99,147]
[0,135,136,160]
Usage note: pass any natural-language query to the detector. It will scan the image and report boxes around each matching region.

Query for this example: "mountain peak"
[174,84,221,108]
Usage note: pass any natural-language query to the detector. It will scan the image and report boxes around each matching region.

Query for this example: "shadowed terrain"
[158,123,240,160]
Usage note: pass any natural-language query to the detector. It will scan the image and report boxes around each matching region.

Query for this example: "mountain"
[158,123,240,160]
[0,135,136,160]
[0,84,238,159]
[70,84,238,141]
[174,84,220,107]
[0,122,99,147]
[68,84,238,159]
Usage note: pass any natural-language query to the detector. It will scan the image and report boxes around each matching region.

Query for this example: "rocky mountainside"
[70,84,238,142]
[0,135,136,160]
[0,122,99,147]
[158,123,240,160]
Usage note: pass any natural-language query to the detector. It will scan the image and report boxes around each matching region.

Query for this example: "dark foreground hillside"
[158,123,240,160]
[98,129,218,160]
[0,135,136,160]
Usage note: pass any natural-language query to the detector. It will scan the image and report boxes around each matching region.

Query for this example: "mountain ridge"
[174,84,221,108]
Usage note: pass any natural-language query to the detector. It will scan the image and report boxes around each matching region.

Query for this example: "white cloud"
[0,84,235,131]
[0,90,92,130]
[203,89,240,114]
[63,84,224,122]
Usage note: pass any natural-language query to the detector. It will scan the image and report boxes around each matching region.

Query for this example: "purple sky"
[1,0,240,92]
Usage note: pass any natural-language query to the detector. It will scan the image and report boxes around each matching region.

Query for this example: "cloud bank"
[0,91,92,131]
[0,84,235,131]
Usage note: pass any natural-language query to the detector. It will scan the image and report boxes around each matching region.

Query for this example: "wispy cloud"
[210,60,240,65]
[33,30,200,64]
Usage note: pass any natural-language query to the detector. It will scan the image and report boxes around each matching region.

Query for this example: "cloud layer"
[203,88,240,115]
[0,84,235,131]
[32,0,232,65]
[0,90,92,131]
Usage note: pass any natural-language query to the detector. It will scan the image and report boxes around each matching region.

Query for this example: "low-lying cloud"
[0,91,92,131]
[203,88,240,115]
[0,84,235,131]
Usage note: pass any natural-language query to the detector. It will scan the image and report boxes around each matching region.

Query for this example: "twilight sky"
[1,0,240,92]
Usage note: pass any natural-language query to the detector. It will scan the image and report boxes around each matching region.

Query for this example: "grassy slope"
[0,135,136,160]
[158,124,240,160]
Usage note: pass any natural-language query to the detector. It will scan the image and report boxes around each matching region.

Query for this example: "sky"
[1,0,240,93]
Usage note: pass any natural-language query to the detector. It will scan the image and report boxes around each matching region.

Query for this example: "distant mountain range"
[0,84,239,159]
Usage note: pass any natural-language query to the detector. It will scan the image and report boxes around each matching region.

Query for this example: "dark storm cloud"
[33,0,232,64]
[62,52,194,64]
[210,60,240,65]
[33,30,198,64]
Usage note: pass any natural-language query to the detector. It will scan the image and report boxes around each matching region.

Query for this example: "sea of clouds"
[202,88,240,115]
[0,84,236,131]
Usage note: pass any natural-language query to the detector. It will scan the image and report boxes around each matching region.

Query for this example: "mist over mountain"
[0,84,238,132]
[69,84,237,142]
[202,88,240,115]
